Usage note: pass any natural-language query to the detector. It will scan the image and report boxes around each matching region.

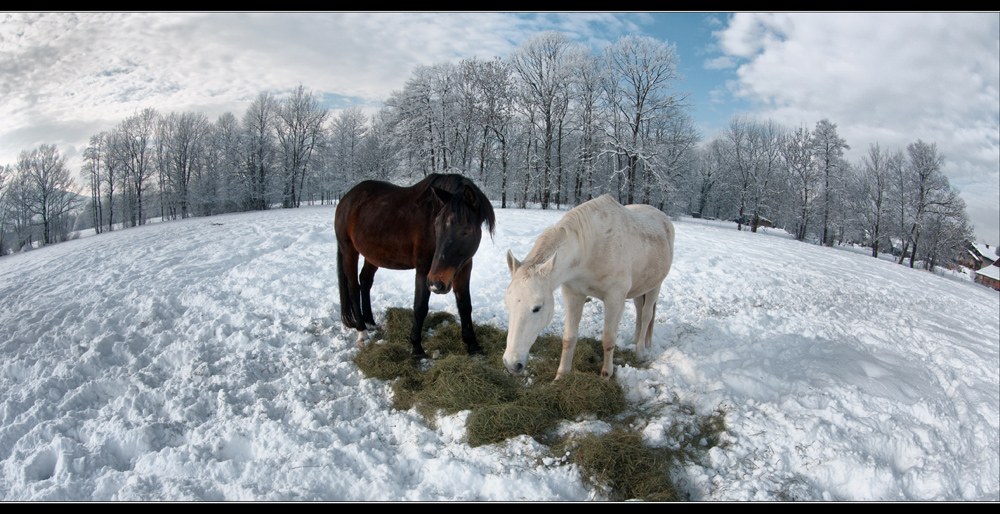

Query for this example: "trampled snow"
[1,205,997,501]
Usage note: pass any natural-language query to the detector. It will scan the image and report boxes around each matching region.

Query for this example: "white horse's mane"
[525,194,617,265]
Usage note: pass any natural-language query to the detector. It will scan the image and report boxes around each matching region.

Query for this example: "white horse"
[503,194,675,380]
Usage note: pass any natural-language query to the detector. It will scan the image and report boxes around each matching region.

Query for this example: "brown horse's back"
[335,180,428,271]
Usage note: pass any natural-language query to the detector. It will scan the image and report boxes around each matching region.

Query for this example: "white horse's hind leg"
[644,302,657,349]
[630,294,645,348]
[634,283,661,356]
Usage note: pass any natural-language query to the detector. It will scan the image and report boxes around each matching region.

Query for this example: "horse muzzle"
[428,280,452,294]
[502,355,525,374]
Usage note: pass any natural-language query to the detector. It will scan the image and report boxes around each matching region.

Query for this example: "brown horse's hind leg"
[338,246,365,330]
[359,260,378,328]
[451,260,482,355]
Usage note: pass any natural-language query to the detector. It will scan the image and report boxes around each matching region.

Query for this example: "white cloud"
[703,55,736,70]
[0,12,537,170]
[714,12,1000,245]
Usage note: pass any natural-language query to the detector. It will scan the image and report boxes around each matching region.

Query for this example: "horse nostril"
[514,362,523,373]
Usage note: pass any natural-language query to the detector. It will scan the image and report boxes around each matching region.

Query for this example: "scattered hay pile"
[352,307,724,501]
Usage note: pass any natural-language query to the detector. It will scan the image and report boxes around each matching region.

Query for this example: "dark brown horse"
[335,174,496,357]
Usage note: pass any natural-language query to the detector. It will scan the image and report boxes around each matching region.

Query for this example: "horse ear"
[432,186,453,205]
[463,187,479,209]
[506,249,521,276]
[540,252,556,275]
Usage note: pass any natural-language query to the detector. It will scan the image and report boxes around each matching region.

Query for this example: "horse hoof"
[411,352,427,360]
[356,330,375,347]
[467,345,484,356]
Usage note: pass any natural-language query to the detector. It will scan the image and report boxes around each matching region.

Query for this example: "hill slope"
[1,205,997,500]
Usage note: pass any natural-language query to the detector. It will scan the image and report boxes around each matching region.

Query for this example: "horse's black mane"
[425,173,497,237]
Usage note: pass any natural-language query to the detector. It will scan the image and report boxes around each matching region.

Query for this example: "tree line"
[686,115,973,271]
[0,31,975,272]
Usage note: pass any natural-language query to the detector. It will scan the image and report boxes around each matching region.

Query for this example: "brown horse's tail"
[338,248,359,329]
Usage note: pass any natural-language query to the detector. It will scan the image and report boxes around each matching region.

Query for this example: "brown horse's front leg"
[452,260,482,355]
[410,272,431,358]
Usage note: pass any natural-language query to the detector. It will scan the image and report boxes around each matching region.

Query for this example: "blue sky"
[1,12,997,245]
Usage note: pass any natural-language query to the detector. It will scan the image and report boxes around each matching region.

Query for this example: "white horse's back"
[561,195,674,301]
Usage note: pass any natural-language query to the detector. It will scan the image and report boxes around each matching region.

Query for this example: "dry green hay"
[549,372,626,419]
[352,333,414,381]
[573,428,680,502]
[411,354,520,418]
[466,400,560,447]
[350,308,726,501]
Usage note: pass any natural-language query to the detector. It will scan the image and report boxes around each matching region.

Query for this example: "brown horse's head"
[426,179,496,294]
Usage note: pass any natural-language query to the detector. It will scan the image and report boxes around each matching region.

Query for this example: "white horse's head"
[502,249,557,374]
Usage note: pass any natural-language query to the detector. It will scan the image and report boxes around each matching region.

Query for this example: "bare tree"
[461,57,516,206]
[3,163,35,251]
[82,132,106,234]
[570,54,605,204]
[509,31,584,209]
[0,164,11,253]
[852,143,894,257]
[782,125,817,241]
[118,107,159,226]
[327,106,368,200]
[811,119,850,245]
[16,145,81,245]
[602,35,687,205]
[240,92,279,211]
[901,140,952,268]
[276,85,329,208]
[157,111,210,219]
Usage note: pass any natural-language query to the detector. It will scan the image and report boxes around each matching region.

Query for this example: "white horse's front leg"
[600,293,627,379]
[557,287,586,380]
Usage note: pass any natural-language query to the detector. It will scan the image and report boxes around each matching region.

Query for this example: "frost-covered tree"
[509,31,584,209]
[602,35,687,206]
[156,111,210,219]
[782,125,817,241]
[276,85,329,208]
[811,119,850,246]
[851,143,894,257]
[117,108,159,227]
[82,132,107,234]
[326,106,368,200]
[900,140,952,268]
[240,92,279,211]
[16,144,81,245]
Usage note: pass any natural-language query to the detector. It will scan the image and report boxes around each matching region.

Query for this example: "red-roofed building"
[974,261,1000,291]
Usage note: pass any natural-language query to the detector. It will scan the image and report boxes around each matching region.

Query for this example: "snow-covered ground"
[1,205,997,501]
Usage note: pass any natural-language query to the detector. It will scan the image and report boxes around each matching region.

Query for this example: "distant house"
[974,261,1000,291]
[733,215,774,229]
[959,242,997,270]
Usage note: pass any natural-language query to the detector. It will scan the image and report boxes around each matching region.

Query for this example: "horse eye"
[531,305,541,313]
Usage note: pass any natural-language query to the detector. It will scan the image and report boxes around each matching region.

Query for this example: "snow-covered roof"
[972,242,997,260]
[976,263,1000,281]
